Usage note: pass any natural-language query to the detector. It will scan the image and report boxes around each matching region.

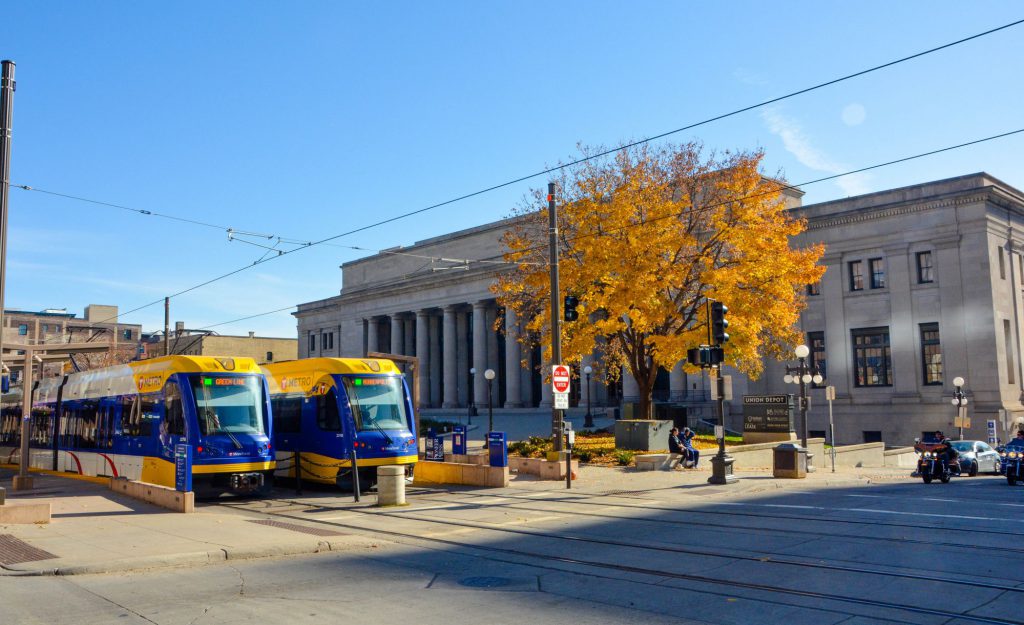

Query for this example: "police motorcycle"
[914,437,962,484]
[1000,440,1024,485]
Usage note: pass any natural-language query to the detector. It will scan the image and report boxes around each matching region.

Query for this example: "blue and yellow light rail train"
[0,355,275,496]
[262,358,417,489]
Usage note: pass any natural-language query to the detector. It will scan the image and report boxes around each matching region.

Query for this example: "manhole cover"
[458,576,512,588]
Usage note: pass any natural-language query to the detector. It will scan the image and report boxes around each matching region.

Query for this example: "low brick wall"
[414,461,509,487]
[110,477,195,513]
[0,501,50,524]
[509,456,579,480]
[883,446,918,468]
[726,438,827,469]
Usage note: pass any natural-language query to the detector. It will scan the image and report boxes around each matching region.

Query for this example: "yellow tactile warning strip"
[0,534,57,565]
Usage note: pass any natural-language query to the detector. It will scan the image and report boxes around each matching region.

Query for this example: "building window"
[849,261,864,291]
[806,282,820,296]
[808,331,826,384]
[1005,319,1016,385]
[852,327,892,387]
[323,332,334,350]
[308,333,316,352]
[999,246,1006,279]
[916,251,934,284]
[920,323,942,386]
[869,258,885,289]
[17,324,27,335]
[122,329,132,340]
[266,351,273,362]
[863,431,883,443]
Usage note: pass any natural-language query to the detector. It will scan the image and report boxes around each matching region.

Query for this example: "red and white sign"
[552,365,571,394]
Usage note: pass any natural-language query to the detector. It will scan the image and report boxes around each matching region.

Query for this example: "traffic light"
[711,302,729,345]
[564,295,579,322]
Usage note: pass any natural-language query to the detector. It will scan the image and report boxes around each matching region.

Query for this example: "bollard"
[376,465,406,506]
[0,486,5,505]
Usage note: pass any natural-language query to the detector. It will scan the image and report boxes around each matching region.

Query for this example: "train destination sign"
[742,395,794,433]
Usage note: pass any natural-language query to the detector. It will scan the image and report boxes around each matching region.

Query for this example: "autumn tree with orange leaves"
[493,142,824,419]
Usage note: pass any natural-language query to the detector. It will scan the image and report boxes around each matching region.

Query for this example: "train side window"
[316,389,341,432]
[164,382,185,436]
[271,395,303,433]
[140,395,159,436]
[82,400,98,448]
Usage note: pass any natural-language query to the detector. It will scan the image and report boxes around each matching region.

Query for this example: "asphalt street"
[3,473,1022,625]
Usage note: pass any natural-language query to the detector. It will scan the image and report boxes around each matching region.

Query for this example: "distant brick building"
[144,322,296,365]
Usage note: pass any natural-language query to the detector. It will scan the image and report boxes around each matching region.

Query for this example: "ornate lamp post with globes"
[485,368,496,435]
[952,376,967,440]
[583,365,594,428]
[783,344,824,472]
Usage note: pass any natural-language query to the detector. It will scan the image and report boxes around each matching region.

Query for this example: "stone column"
[504,307,523,408]
[442,306,459,408]
[473,301,489,408]
[390,315,404,356]
[669,361,686,401]
[404,317,415,357]
[539,362,553,408]
[416,311,431,408]
[623,367,640,400]
[429,314,442,407]
[366,318,379,356]
[885,244,919,399]
[456,309,470,407]
[821,253,851,398]
[521,345,535,407]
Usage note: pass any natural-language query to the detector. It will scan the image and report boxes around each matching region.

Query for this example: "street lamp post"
[952,376,968,440]
[783,344,823,473]
[484,368,496,436]
[468,367,476,424]
[583,365,594,428]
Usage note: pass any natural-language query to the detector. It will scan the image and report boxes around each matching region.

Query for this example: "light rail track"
[218,497,1022,625]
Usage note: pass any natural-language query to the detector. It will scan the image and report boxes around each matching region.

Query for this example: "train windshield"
[189,375,267,436]
[340,376,410,431]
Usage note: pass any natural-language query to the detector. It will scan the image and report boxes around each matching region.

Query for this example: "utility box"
[773,442,807,479]
[614,419,674,451]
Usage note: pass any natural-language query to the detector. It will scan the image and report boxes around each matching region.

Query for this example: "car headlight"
[1001,452,1007,457]
[1011,452,1018,459]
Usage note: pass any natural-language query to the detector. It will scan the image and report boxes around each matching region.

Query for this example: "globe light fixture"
[784,374,793,384]
[812,374,824,385]
[802,374,813,384]
[953,376,965,387]
[794,344,810,359]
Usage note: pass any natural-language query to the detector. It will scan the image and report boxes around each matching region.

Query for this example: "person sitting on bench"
[680,427,700,468]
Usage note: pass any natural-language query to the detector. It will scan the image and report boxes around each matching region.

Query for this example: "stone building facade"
[296,173,1024,446]
[144,322,297,365]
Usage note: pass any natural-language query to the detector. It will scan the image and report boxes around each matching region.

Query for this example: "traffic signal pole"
[707,299,736,485]
[0,61,16,389]
[547,183,564,451]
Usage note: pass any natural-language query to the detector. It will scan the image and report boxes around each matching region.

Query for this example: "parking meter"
[564,422,574,489]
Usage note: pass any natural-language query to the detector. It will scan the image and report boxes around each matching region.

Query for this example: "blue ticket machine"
[488,432,508,468]
[453,425,467,455]
[174,443,193,492]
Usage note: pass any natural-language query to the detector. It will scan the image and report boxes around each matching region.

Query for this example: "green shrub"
[574,449,594,463]
[613,450,635,466]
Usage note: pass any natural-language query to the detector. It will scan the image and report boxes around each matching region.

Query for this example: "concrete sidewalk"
[0,463,913,577]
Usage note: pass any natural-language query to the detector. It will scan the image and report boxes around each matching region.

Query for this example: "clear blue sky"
[4,1,1023,338]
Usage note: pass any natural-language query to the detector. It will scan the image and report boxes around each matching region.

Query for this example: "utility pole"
[164,297,170,357]
[548,182,564,451]
[0,61,16,377]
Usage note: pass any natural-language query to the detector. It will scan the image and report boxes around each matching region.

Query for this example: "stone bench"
[635,454,681,471]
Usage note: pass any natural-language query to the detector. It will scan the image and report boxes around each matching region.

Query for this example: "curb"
[0,535,381,577]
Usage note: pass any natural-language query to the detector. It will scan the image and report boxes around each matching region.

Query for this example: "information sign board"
[425,429,445,462]
[174,443,193,492]
[742,395,794,433]
[452,425,467,455]
[554,393,569,409]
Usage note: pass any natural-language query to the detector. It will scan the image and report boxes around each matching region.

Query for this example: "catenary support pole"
[164,297,170,356]
[16,349,33,488]
[548,182,564,451]
[0,61,16,378]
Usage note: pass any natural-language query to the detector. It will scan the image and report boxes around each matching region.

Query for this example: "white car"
[950,440,1001,476]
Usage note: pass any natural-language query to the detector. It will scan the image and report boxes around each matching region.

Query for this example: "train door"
[159,379,187,463]
[51,379,65,471]
[311,385,345,461]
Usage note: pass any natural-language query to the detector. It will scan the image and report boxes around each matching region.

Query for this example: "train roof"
[262,358,402,394]
[263,358,401,377]
[62,355,262,401]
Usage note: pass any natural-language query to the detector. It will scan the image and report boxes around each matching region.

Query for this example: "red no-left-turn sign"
[552,365,571,394]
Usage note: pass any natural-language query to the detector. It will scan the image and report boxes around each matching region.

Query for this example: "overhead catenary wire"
[24,17,1024,328]
[190,126,1024,333]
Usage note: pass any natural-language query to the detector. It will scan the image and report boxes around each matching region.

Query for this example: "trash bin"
[773,442,807,479]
